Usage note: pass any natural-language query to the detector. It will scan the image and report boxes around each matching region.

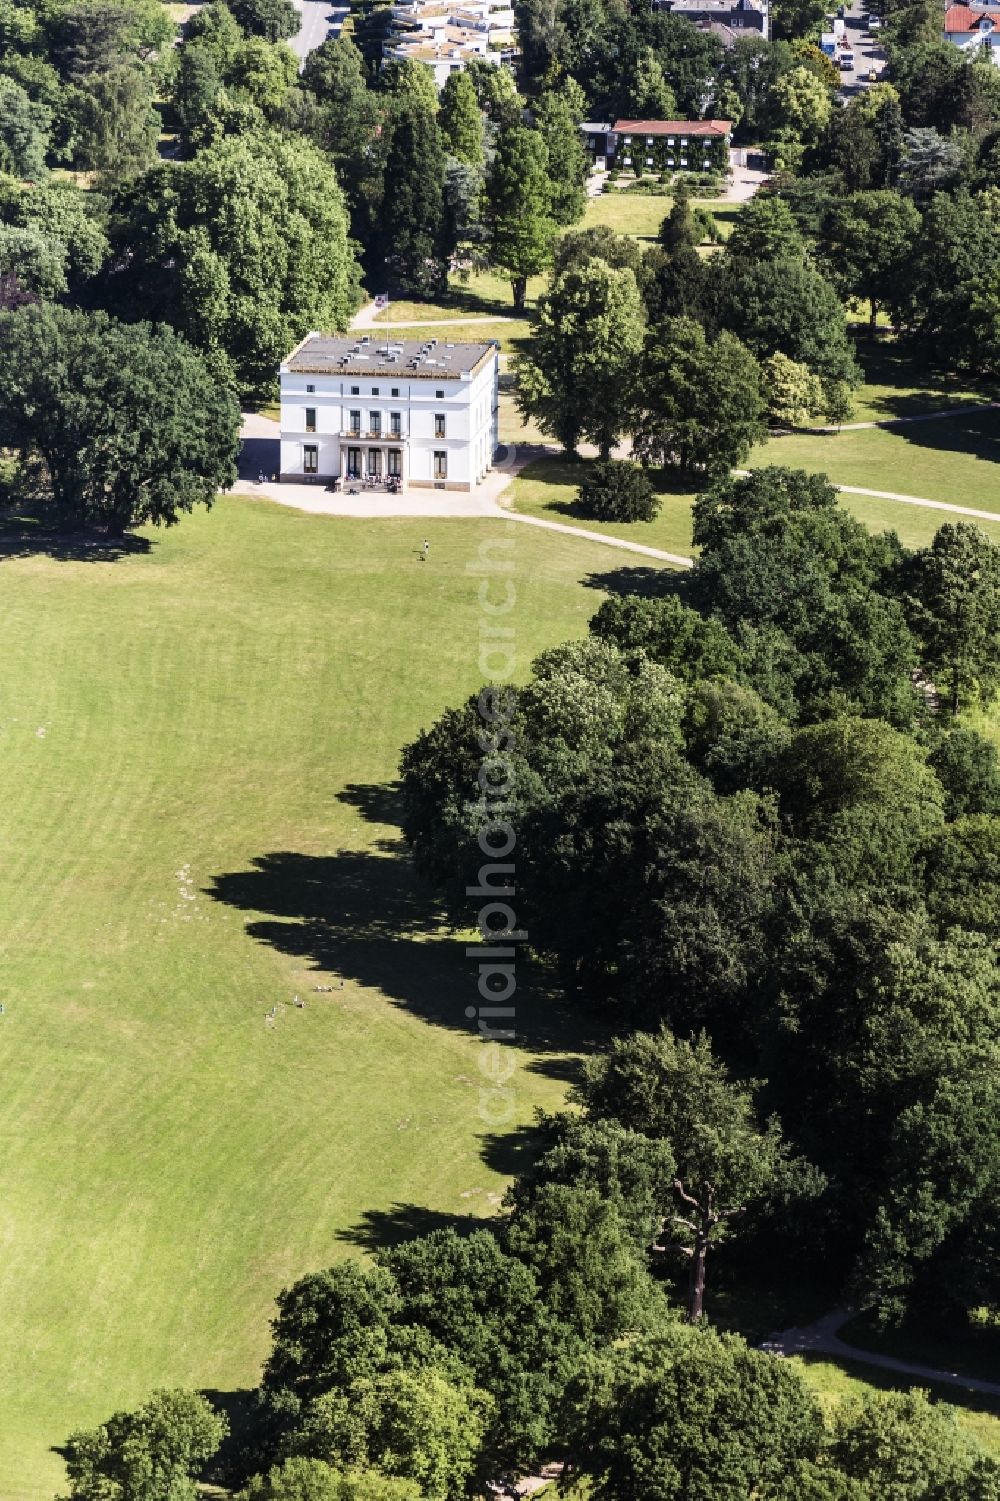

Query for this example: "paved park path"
[288,0,348,65]
[500,508,692,567]
[239,415,999,559]
[770,1309,1000,1399]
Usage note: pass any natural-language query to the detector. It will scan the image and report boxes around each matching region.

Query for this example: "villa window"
[306,384,315,393]
[436,389,445,398]
[369,411,382,436]
[434,450,448,479]
[303,444,318,474]
[391,387,399,397]
[388,448,402,477]
[349,409,361,434]
[350,385,360,395]
[434,413,446,438]
[305,407,316,433]
[390,412,402,436]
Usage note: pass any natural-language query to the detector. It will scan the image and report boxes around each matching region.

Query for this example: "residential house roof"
[944,5,995,29]
[612,119,732,137]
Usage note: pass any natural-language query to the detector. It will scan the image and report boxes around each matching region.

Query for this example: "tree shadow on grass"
[337,779,406,829]
[887,405,1000,472]
[581,565,685,598]
[199,1387,259,1483]
[206,844,585,1053]
[0,506,154,563]
[206,847,476,1035]
[478,1120,546,1179]
[335,1202,483,1252]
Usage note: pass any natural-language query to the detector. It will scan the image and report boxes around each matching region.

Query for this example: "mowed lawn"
[751,407,1000,516]
[0,497,651,1499]
[508,457,697,562]
[580,190,738,242]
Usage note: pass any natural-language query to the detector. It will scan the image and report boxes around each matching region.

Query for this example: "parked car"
[868,13,882,27]
[868,66,877,80]
[838,51,854,68]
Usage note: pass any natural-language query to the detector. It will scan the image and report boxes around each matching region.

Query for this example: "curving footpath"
[770,1308,1000,1398]
[237,415,998,564]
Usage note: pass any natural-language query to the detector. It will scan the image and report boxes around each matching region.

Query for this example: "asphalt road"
[836,0,888,98]
[288,0,349,63]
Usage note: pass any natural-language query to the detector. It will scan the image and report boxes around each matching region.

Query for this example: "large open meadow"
[0,496,659,1499]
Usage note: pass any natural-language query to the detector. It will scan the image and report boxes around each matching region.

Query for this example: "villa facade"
[279,333,500,492]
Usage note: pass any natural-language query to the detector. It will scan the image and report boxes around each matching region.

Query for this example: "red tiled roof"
[944,4,993,29]
[612,119,732,136]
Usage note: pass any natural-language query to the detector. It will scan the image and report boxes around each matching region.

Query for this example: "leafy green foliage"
[62,1390,226,1501]
[514,262,645,456]
[904,524,1000,714]
[635,316,766,479]
[690,468,917,723]
[291,1369,491,1501]
[567,1328,826,1500]
[110,130,362,392]
[577,461,659,523]
[228,0,300,41]
[0,303,240,531]
[486,124,556,309]
[240,1458,422,1501]
[0,75,50,179]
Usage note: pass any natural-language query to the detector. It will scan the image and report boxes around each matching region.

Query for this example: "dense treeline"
[399,467,1000,1331]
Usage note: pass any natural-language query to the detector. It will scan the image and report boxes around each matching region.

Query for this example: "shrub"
[577,461,660,523]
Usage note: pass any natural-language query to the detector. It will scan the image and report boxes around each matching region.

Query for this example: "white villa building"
[279,332,500,492]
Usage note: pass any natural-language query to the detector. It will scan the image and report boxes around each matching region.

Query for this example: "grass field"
[0,496,664,1499]
[507,457,697,562]
[848,340,998,423]
[580,191,738,242]
[373,270,546,323]
[751,407,1000,515]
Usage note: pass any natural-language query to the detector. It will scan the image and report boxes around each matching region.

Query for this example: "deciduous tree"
[0,304,240,532]
[905,523,1000,714]
[635,316,765,479]
[62,1389,226,1501]
[110,130,361,391]
[514,260,645,455]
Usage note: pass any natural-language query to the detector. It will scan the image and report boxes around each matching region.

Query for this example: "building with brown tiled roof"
[943,0,1000,59]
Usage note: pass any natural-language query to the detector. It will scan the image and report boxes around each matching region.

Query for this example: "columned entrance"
[339,442,407,491]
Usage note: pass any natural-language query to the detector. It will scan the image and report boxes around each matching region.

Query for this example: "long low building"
[279,332,500,492]
[581,118,733,174]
